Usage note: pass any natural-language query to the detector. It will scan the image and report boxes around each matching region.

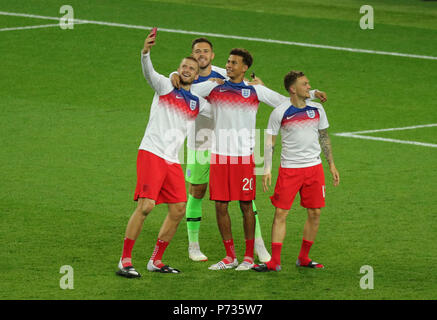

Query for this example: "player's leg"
[253,207,289,272]
[147,202,186,273]
[251,201,271,263]
[235,200,257,270]
[208,154,238,270]
[254,166,300,272]
[269,207,290,269]
[185,148,210,261]
[147,161,187,273]
[122,198,155,265]
[296,208,324,268]
[302,208,321,242]
[116,150,164,278]
[186,183,208,261]
[117,198,155,278]
[208,200,239,270]
[296,164,325,269]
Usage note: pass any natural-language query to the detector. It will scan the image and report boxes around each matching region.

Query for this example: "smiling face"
[284,71,311,100]
[225,55,248,81]
[291,76,311,99]
[192,41,215,70]
[177,57,199,85]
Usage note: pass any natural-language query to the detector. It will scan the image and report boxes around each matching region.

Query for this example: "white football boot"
[115,258,141,278]
[235,260,255,271]
[188,242,208,261]
[254,237,271,263]
[208,258,239,270]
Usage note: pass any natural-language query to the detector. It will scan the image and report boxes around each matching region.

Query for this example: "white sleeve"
[198,96,213,119]
[318,106,330,130]
[141,52,172,95]
[266,108,282,136]
[168,70,178,79]
[253,84,288,108]
[211,65,229,80]
[191,81,217,98]
[308,89,323,101]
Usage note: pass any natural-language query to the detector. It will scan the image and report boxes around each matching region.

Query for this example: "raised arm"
[318,129,340,186]
[141,31,169,94]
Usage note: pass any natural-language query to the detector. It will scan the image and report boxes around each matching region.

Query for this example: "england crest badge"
[189,100,197,111]
[241,88,251,98]
[306,109,316,118]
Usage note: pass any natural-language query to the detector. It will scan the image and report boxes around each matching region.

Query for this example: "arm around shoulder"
[254,84,288,108]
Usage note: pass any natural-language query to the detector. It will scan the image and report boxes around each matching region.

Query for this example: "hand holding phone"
[143,27,158,54]
[150,27,157,44]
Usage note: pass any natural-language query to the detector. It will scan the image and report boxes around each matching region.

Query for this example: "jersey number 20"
[242,178,254,191]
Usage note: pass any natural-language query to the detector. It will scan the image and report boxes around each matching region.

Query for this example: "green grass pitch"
[0,0,436,300]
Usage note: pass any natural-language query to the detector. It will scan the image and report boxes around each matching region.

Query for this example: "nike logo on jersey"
[176,95,184,99]
[219,89,228,92]
[286,114,297,120]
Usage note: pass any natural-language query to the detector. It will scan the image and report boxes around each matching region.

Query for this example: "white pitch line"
[336,123,437,135]
[0,20,88,32]
[335,133,437,148]
[334,123,437,148]
[1,23,64,32]
[0,11,436,61]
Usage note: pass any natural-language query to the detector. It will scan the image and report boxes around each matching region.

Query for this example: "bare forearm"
[264,135,276,173]
[264,144,274,173]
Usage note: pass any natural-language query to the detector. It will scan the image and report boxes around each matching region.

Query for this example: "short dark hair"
[283,70,305,93]
[191,37,213,50]
[182,56,199,73]
[229,48,253,68]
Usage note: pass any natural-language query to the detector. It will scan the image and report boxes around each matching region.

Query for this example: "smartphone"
[250,72,256,79]
[150,27,158,38]
[150,27,157,44]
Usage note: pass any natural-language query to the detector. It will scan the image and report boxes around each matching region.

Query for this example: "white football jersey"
[267,100,329,168]
[187,65,227,151]
[192,80,288,156]
[139,52,212,163]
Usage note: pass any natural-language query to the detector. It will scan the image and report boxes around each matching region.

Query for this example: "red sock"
[121,237,135,267]
[223,239,236,262]
[271,242,283,266]
[151,239,169,268]
[244,239,255,263]
[298,238,314,265]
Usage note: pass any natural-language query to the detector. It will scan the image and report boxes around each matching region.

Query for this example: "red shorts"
[209,153,256,201]
[134,150,187,205]
[270,163,325,210]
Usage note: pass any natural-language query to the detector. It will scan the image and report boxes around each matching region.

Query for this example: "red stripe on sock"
[223,239,236,259]
[151,239,169,262]
[244,239,255,262]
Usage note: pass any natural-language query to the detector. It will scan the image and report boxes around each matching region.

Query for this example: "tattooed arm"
[319,129,340,186]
